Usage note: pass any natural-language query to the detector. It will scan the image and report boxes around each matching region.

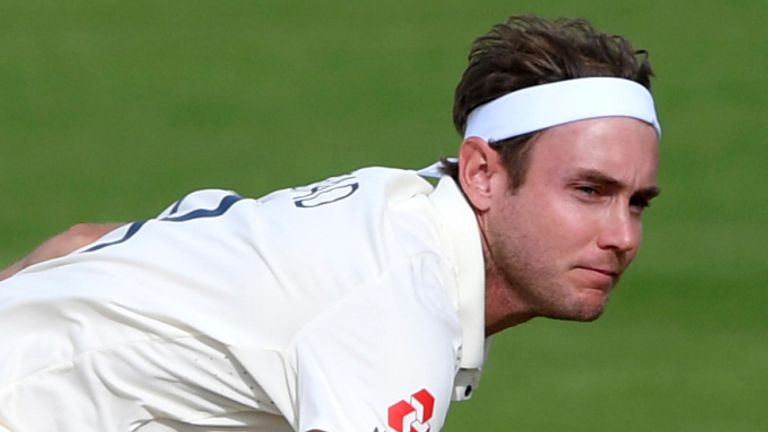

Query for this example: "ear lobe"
[458,137,501,212]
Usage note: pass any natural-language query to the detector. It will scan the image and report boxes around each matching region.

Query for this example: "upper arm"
[0,223,123,281]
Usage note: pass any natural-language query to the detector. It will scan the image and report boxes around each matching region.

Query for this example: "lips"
[573,265,621,290]
[581,266,619,277]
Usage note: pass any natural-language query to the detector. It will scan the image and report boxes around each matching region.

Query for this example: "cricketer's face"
[483,117,660,323]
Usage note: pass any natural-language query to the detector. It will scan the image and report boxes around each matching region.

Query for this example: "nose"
[596,205,642,254]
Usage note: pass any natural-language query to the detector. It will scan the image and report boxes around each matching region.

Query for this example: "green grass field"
[1,1,766,430]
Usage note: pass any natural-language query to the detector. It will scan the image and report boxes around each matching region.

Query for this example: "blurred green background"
[1,1,765,430]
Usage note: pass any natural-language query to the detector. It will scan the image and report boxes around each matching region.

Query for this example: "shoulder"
[292,254,461,432]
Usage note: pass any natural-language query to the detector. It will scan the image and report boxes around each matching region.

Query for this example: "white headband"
[463,77,661,142]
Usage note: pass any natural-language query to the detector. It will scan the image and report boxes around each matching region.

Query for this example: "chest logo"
[387,388,435,432]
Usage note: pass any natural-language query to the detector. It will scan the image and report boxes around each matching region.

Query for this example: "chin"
[578,307,605,322]
[547,297,607,322]
[577,296,610,321]
[577,286,612,320]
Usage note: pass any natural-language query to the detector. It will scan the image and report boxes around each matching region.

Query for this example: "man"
[0,15,660,431]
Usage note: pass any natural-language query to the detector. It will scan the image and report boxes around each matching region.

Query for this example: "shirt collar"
[426,175,489,400]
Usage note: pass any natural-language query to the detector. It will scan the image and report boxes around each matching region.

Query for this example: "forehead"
[528,117,660,185]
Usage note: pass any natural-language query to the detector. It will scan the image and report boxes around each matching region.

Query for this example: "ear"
[458,137,505,212]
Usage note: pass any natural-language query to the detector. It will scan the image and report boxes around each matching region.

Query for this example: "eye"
[576,185,599,196]
[572,184,606,204]
[629,196,651,213]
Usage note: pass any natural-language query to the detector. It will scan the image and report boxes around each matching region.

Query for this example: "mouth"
[573,265,620,290]
[580,266,619,278]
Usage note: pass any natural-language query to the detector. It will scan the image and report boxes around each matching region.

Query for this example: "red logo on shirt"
[387,389,435,432]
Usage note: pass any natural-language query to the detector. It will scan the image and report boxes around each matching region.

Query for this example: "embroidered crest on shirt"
[386,388,435,432]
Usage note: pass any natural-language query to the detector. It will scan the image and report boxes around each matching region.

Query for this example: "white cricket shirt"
[0,167,486,431]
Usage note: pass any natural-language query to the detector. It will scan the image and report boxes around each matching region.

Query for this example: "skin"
[0,223,123,281]
[458,117,660,335]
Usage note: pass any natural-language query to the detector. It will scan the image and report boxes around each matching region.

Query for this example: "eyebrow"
[572,169,661,199]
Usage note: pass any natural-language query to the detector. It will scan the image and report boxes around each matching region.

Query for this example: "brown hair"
[442,15,654,189]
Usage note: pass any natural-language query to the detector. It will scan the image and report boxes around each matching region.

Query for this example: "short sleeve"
[293,255,462,432]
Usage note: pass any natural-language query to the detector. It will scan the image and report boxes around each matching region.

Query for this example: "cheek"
[528,192,599,248]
